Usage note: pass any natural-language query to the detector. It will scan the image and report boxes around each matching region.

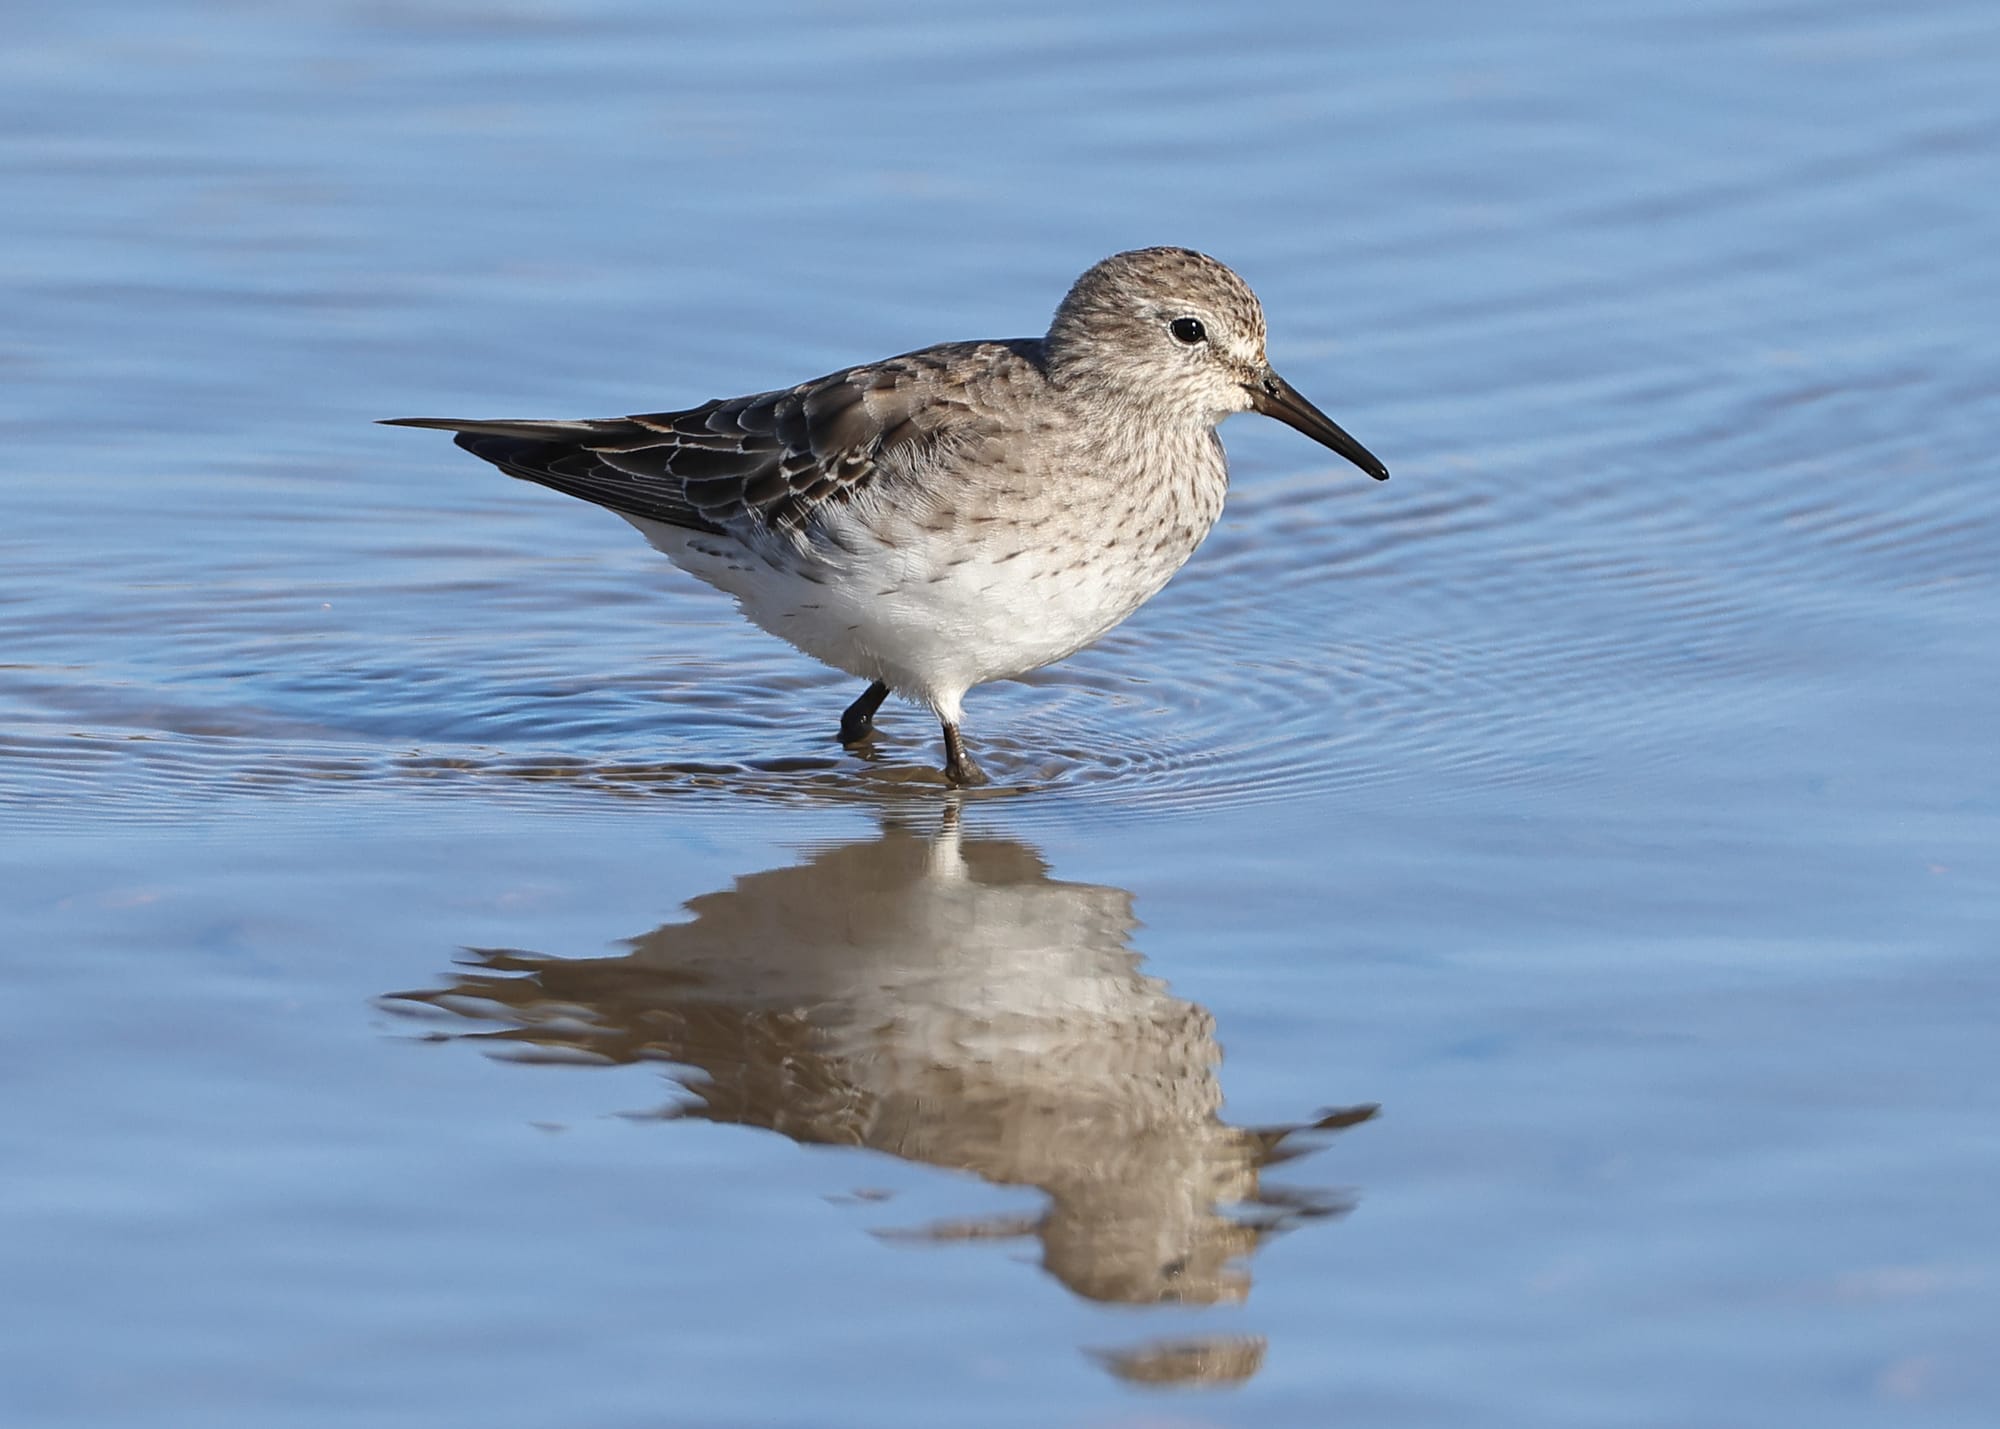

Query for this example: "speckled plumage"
[384,248,1388,784]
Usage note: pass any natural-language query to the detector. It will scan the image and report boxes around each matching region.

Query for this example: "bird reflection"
[390,814,1374,1386]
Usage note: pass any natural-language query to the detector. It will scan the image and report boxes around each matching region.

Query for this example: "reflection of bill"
[391,817,1374,1384]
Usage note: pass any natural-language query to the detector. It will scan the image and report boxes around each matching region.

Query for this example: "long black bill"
[1249,369,1390,481]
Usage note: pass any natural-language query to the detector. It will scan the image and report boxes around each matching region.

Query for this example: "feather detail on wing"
[381,339,1041,541]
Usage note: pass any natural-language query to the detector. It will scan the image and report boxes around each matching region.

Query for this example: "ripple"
[9,421,1995,828]
[9,293,1998,828]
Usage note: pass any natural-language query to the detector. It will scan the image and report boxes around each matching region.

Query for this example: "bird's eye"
[1169,316,1207,345]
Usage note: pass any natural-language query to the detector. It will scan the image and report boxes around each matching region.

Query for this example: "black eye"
[1169,316,1207,345]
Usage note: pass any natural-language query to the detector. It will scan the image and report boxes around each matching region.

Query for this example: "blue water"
[4,2,1997,1425]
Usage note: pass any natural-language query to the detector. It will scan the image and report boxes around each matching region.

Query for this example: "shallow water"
[5,1,1998,1424]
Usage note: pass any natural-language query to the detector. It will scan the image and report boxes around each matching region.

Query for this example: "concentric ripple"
[8,395,1995,827]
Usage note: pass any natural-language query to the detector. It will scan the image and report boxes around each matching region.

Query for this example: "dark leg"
[839,680,890,746]
[941,721,988,787]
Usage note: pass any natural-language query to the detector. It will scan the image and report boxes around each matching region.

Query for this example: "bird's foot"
[838,680,890,747]
[941,723,989,787]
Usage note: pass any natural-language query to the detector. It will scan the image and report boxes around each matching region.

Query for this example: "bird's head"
[1047,247,1387,481]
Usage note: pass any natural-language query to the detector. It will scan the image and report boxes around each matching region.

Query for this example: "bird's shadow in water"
[382,809,1377,1388]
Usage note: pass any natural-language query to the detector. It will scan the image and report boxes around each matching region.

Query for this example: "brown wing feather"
[381,338,1042,540]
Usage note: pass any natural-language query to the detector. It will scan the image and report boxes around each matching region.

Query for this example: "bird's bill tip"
[1249,371,1389,481]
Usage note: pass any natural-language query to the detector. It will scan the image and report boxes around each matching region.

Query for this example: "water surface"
[4,2,1997,1425]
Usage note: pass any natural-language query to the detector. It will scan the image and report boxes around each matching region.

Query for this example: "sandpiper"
[384,247,1388,785]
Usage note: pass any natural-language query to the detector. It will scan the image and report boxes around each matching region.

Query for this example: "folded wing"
[381,340,1037,541]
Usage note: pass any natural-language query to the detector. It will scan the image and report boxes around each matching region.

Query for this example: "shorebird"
[383,247,1388,785]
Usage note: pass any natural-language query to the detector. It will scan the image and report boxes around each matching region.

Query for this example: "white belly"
[621,509,1207,721]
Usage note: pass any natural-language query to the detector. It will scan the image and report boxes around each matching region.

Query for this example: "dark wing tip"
[377,416,612,442]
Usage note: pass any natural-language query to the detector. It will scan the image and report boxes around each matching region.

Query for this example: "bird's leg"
[940,721,988,787]
[838,680,890,746]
